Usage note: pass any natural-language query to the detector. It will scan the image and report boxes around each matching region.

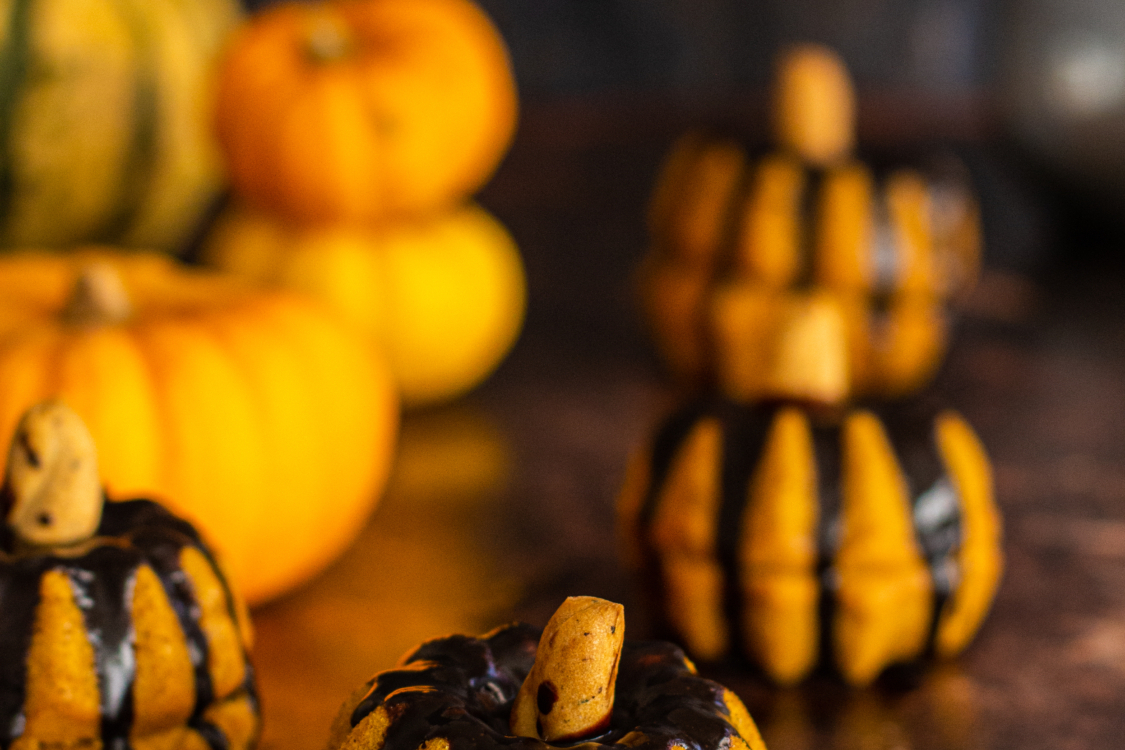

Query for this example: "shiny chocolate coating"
[636,396,963,674]
[0,498,258,750]
[347,622,749,750]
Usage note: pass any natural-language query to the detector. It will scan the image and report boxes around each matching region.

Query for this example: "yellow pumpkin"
[204,202,525,406]
[642,45,981,401]
[0,0,241,252]
[214,0,518,226]
[0,249,399,604]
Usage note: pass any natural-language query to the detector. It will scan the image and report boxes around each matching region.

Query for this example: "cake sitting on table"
[328,596,767,750]
[0,401,259,750]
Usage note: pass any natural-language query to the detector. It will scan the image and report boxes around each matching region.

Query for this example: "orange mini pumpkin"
[0,249,398,604]
[214,0,518,226]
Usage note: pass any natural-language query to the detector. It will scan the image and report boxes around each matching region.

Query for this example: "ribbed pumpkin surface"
[0,0,240,251]
[619,397,1002,686]
[0,250,399,604]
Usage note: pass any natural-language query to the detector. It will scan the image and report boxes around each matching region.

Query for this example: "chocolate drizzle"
[0,498,257,750]
[0,556,39,743]
[637,398,964,680]
[715,402,772,666]
[793,165,825,290]
[877,402,962,648]
[811,418,843,671]
[348,623,748,750]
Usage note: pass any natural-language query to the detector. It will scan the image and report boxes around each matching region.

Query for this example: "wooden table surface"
[247,100,1125,750]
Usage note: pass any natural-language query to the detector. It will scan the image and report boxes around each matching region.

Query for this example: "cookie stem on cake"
[2,400,104,547]
[510,596,625,742]
[62,262,133,327]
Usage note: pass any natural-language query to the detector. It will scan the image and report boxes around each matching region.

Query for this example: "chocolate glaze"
[688,147,914,296]
[715,402,772,666]
[792,164,825,290]
[876,400,962,648]
[636,397,964,680]
[811,417,843,672]
[348,623,749,750]
[665,143,945,397]
[0,497,258,750]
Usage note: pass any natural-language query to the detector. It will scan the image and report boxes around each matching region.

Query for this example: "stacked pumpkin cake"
[621,45,1003,687]
[206,0,526,407]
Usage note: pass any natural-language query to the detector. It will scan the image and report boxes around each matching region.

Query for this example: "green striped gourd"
[0,0,241,252]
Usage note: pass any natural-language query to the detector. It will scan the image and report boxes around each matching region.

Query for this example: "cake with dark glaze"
[618,395,1003,686]
[328,597,767,750]
[641,44,981,403]
[0,401,259,750]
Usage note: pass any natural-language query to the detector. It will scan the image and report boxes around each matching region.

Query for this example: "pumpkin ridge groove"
[132,517,218,730]
[696,151,758,389]
[0,0,34,237]
[64,545,142,745]
[877,404,962,656]
[716,402,772,668]
[635,397,712,637]
[92,0,161,245]
[811,419,842,673]
[793,165,825,289]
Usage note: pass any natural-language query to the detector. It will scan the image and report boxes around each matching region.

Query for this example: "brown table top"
[248,101,1125,750]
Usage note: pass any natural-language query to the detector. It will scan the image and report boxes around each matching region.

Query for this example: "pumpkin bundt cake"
[0,401,259,750]
[618,395,1003,687]
[328,596,767,750]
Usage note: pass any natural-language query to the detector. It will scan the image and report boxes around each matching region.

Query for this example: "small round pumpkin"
[204,202,525,406]
[0,0,241,252]
[618,396,1002,687]
[642,46,981,401]
[328,597,768,750]
[0,401,258,750]
[0,249,399,604]
[214,0,518,226]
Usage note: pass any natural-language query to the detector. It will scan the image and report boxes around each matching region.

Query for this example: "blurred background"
[234,0,1125,253]
[229,0,1124,353]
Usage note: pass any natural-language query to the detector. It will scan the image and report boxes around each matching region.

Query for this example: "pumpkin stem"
[2,401,103,548]
[772,44,856,166]
[510,597,625,742]
[306,13,353,62]
[62,262,132,327]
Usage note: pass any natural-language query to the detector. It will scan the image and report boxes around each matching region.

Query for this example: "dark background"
[241,0,1125,278]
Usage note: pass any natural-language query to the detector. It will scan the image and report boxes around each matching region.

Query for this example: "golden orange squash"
[0,0,242,252]
[204,202,525,406]
[214,0,518,226]
[0,249,399,604]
